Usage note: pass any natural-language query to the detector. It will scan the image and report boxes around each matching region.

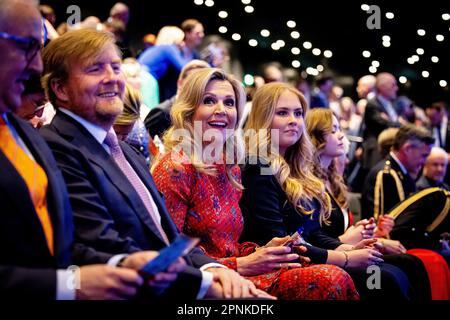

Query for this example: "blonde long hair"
[244,82,331,221]
[306,108,348,209]
[153,68,246,190]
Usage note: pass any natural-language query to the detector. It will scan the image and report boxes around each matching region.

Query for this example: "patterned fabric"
[153,153,359,300]
[0,117,54,255]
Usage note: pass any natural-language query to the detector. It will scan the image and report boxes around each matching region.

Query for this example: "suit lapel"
[52,112,170,244]
[4,115,58,257]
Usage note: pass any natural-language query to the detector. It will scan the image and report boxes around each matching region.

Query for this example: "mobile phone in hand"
[140,234,199,277]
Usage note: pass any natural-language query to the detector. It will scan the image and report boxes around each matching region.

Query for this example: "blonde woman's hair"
[114,83,141,126]
[244,82,331,222]
[154,68,246,190]
[306,108,348,209]
[42,28,120,107]
[155,26,184,45]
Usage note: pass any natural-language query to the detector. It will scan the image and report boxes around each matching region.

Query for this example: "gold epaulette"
[373,160,405,219]
[383,160,392,172]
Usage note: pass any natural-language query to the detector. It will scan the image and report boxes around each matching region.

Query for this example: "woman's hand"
[236,246,302,276]
[261,236,291,248]
[375,215,395,238]
[355,217,376,239]
[353,238,378,250]
[346,248,384,268]
[339,225,365,245]
[374,238,406,254]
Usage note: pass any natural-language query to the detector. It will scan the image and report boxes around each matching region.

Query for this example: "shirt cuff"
[56,269,76,300]
[197,270,213,299]
[107,254,129,266]
[196,263,228,299]
[199,263,227,271]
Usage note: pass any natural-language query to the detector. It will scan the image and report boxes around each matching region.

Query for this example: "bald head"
[357,75,376,99]
[424,147,448,183]
[0,0,43,113]
[376,72,398,101]
[110,2,129,25]
[0,0,38,28]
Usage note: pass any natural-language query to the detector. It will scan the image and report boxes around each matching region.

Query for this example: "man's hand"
[121,251,186,294]
[204,268,275,299]
[76,265,143,300]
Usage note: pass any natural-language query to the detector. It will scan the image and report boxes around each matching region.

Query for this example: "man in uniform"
[361,124,434,221]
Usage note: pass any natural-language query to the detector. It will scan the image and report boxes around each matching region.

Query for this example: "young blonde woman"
[240,82,418,300]
[305,108,432,300]
[152,68,359,300]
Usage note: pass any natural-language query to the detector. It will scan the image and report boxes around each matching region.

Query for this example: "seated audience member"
[389,188,450,255]
[15,74,47,128]
[113,83,150,163]
[377,127,399,159]
[122,57,159,112]
[40,28,267,300]
[152,69,359,300]
[361,125,434,221]
[416,147,450,191]
[388,187,450,300]
[306,108,432,300]
[0,0,184,300]
[239,82,419,300]
[144,59,210,140]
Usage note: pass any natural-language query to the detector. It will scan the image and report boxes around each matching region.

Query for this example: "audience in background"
[152,69,359,300]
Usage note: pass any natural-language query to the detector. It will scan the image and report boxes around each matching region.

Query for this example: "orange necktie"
[0,117,54,255]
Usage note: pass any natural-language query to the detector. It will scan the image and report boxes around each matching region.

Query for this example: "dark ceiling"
[43,0,449,105]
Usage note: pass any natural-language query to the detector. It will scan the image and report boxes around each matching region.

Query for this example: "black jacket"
[239,162,343,264]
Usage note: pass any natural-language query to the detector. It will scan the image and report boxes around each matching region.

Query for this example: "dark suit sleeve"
[364,100,400,136]
[307,228,343,250]
[40,130,143,261]
[0,266,56,299]
[390,191,447,249]
[240,165,329,263]
[187,249,220,268]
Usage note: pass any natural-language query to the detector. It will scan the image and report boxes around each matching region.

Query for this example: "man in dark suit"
[0,0,170,300]
[424,101,450,185]
[361,124,434,223]
[416,147,450,191]
[310,76,333,108]
[40,28,269,300]
[362,72,401,171]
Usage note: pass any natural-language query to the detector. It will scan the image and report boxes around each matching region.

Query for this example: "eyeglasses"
[0,31,42,63]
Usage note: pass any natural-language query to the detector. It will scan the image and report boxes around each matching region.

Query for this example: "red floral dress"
[153,153,359,300]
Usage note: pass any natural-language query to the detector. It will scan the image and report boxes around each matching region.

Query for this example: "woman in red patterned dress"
[151,68,359,300]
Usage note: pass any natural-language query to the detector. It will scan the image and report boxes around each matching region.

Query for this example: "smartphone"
[283,232,301,247]
[139,234,199,277]
[282,227,308,247]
